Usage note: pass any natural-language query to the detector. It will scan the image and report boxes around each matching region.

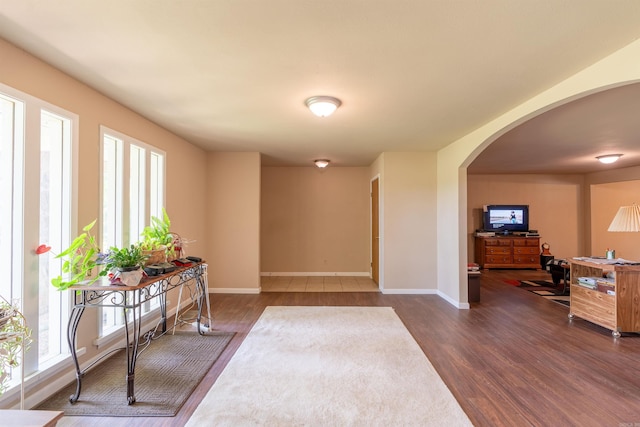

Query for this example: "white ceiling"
[1,1,640,171]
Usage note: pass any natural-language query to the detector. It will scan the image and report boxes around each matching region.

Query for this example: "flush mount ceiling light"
[314,159,330,168]
[596,154,623,164]
[305,96,341,117]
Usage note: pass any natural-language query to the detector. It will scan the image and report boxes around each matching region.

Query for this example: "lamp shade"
[608,204,640,232]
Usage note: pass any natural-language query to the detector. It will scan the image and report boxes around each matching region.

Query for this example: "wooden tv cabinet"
[474,235,540,269]
[568,258,640,338]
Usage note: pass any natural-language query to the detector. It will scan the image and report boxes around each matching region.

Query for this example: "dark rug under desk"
[35,331,234,417]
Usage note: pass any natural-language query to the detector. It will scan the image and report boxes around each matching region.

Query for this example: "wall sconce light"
[314,159,330,168]
[608,204,640,232]
[596,154,623,164]
[305,96,341,117]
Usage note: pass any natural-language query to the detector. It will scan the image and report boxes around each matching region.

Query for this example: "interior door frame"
[370,175,382,289]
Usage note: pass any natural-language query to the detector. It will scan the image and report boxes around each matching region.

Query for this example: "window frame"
[99,126,166,337]
[0,82,79,389]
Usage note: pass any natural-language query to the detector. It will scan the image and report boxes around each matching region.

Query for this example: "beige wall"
[590,179,640,261]
[261,166,370,274]
[466,167,640,266]
[584,165,640,257]
[0,37,210,404]
[207,152,261,291]
[0,40,210,254]
[382,152,437,291]
[467,174,584,262]
[591,180,640,259]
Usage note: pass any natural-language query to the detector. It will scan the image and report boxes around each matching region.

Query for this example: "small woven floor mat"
[35,331,234,417]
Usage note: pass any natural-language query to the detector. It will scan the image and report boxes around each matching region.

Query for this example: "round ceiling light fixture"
[305,96,341,117]
[596,154,623,164]
[314,159,330,168]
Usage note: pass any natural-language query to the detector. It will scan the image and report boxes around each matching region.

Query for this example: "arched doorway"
[436,39,640,307]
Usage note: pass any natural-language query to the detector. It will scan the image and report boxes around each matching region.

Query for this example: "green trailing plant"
[0,297,32,395]
[39,219,109,291]
[54,220,102,289]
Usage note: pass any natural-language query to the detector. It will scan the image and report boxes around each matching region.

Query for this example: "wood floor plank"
[54,269,640,426]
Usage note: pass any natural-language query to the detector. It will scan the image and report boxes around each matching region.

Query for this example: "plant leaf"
[82,219,97,232]
[56,233,87,257]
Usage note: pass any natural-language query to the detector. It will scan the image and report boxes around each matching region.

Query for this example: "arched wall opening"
[465,81,640,273]
[460,82,640,304]
[436,37,640,308]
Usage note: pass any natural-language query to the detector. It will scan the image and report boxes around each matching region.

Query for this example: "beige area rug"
[186,306,472,426]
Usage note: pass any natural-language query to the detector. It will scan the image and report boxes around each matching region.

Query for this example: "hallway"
[260,275,378,292]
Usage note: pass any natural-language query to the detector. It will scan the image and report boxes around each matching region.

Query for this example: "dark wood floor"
[57,269,640,427]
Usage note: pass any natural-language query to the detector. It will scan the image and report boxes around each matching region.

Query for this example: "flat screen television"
[482,204,529,233]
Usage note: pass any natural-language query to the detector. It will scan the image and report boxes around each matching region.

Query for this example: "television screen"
[489,209,524,225]
[483,204,529,232]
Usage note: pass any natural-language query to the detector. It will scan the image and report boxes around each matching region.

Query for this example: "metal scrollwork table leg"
[67,305,85,404]
[124,290,143,405]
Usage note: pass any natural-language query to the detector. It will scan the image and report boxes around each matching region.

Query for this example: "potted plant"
[103,244,148,286]
[140,208,175,263]
[0,296,32,395]
[104,244,148,272]
[36,219,109,291]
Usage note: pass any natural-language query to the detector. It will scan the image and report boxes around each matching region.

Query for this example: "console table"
[67,262,207,405]
[474,236,540,269]
[568,258,640,338]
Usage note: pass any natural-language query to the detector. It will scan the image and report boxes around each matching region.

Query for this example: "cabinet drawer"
[485,255,512,264]
[571,285,616,330]
[486,247,511,255]
[514,247,538,255]
[512,239,539,246]
[513,255,538,264]
[484,239,512,247]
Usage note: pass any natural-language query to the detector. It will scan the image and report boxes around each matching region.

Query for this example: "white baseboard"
[261,272,371,277]
[209,287,261,294]
[380,289,467,309]
[381,289,437,295]
[437,290,470,309]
